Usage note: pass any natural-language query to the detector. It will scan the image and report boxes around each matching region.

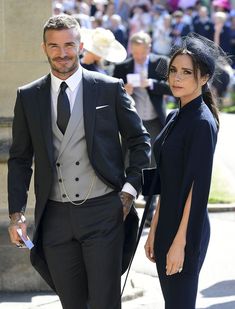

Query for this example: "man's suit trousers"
[41,192,124,309]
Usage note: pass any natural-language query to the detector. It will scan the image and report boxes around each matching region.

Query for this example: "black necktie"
[57,82,70,134]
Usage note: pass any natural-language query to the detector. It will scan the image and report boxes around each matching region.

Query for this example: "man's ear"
[78,42,84,56]
[41,42,46,54]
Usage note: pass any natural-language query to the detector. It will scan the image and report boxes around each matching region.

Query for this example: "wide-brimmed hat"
[81,27,127,63]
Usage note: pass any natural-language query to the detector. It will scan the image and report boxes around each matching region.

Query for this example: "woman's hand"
[166,240,185,276]
[144,230,156,263]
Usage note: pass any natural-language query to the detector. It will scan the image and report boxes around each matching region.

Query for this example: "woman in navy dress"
[144,34,229,309]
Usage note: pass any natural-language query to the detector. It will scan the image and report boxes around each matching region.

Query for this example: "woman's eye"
[169,68,176,73]
[184,70,192,75]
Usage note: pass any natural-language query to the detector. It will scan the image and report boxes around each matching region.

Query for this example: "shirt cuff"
[122,182,137,198]
[148,79,154,90]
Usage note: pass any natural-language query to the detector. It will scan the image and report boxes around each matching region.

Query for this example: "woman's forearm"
[149,196,161,234]
[173,184,193,246]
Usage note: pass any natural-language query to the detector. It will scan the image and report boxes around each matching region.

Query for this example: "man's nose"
[58,47,67,57]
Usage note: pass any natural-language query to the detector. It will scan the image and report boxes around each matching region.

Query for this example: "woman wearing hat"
[144,33,229,308]
[80,27,127,74]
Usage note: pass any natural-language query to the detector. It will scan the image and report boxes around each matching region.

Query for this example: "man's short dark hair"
[43,14,81,42]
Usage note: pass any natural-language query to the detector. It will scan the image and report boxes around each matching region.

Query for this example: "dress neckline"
[179,95,203,113]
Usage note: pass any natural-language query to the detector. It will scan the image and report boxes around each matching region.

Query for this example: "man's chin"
[52,65,77,75]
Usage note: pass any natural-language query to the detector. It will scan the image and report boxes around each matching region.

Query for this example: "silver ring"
[178,267,183,273]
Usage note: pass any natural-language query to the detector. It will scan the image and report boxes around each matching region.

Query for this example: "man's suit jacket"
[8,68,150,289]
[113,53,172,128]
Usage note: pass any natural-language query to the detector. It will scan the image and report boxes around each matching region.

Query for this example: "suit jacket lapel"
[82,69,97,160]
[37,74,54,167]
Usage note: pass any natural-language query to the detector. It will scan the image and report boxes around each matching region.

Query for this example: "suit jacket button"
[56,163,60,167]
[62,194,66,198]
[75,177,79,181]
[75,161,80,165]
[59,178,62,182]
[75,194,79,198]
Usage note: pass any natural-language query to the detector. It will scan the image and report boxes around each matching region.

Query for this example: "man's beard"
[47,55,78,75]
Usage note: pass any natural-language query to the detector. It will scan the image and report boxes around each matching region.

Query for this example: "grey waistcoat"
[49,80,113,203]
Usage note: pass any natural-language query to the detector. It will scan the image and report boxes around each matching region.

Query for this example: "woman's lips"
[172,85,183,90]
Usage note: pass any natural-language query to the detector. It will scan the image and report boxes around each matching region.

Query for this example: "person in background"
[113,31,171,226]
[73,2,92,29]
[127,5,152,53]
[229,11,235,68]
[145,33,229,309]
[152,13,173,56]
[212,0,231,13]
[193,6,215,41]
[109,14,128,49]
[170,10,191,46]
[213,11,231,54]
[7,14,150,309]
[80,27,127,74]
[212,11,232,104]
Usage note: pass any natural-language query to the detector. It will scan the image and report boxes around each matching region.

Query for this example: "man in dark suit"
[113,31,171,226]
[193,6,215,41]
[7,15,150,309]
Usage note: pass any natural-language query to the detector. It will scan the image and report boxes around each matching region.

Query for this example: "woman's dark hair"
[168,48,220,127]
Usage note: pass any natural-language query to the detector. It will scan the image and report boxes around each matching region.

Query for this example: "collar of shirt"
[50,65,83,117]
[50,65,82,93]
[134,56,149,74]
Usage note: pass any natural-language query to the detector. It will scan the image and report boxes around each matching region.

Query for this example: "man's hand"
[124,83,134,95]
[8,212,27,247]
[140,78,152,88]
[119,191,134,220]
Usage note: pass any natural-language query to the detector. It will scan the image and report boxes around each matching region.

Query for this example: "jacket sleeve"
[8,89,33,214]
[116,80,151,191]
[113,64,128,84]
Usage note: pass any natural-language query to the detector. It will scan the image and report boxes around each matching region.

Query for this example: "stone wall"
[0,0,51,117]
[0,0,52,291]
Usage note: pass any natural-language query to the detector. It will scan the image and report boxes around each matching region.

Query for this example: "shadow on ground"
[198,301,235,309]
[200,280,235,298]
[198,280,235,309]
[0,292,56,303]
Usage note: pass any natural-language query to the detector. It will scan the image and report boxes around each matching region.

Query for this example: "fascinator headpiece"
[155,32,231,82]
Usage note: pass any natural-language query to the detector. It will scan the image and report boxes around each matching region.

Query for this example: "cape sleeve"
[180,119,218,253]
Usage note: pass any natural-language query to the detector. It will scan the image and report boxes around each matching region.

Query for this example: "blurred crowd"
[52,0,235,105]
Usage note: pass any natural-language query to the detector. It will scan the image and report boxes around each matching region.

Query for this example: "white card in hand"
[127,73,141,87]
[17,228,34,250]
